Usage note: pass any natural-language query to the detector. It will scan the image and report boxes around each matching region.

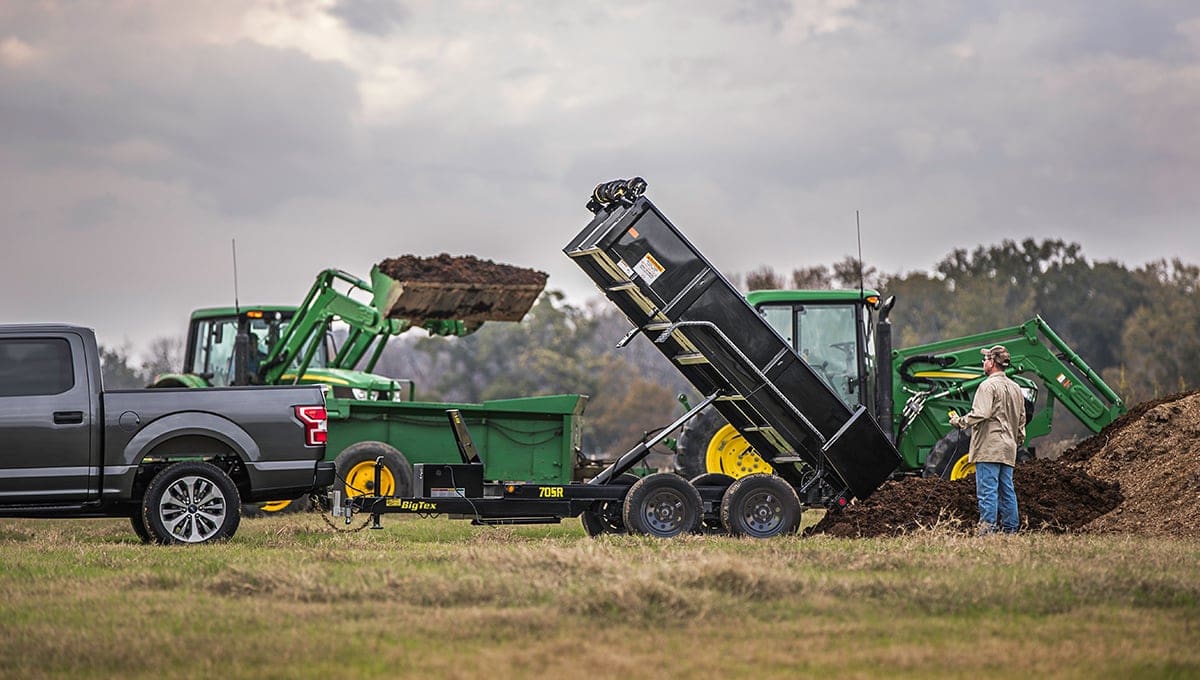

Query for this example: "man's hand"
[949,414,962,429]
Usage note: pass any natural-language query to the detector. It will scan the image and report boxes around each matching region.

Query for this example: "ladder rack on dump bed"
[334,179,903,538]
[565,179,901,502]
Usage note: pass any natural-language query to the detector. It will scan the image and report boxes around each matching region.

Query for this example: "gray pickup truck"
[0,324,334,544]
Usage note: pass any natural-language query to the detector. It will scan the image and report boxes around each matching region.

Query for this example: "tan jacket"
[954,373,1026,466]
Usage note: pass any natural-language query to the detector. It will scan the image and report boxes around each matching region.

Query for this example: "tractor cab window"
[760,303,860,407]
[189,315,328,387]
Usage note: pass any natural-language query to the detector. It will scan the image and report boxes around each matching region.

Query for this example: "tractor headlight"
[351,388,370,400]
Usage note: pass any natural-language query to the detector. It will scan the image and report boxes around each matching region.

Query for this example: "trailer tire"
[690,473,736,534]
[720,474,801,539]
[335,442,413,499]
[677,407,772,480]
[622,473,702,538]
[580,474,641,537]
[142,461,242,545]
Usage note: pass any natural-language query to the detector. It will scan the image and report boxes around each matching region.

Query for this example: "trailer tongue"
[335,179,903,538]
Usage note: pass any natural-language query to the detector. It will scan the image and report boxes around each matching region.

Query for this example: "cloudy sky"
[2,1,1197,356]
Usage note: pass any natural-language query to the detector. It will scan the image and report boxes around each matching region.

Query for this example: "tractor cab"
[747,289,880,410]
[181,307,328,387]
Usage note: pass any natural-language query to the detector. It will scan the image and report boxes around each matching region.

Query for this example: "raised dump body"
[565,185,902,500]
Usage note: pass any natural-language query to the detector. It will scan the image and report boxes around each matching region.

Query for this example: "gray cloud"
[0,1,1197,355]
[329,0,410,37]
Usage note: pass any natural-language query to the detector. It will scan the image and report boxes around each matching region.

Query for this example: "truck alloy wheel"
[622,473,702,538]
[719,474,801,539]
[142,462,241,544]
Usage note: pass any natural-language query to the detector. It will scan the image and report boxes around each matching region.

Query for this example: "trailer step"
[470,516,564,526]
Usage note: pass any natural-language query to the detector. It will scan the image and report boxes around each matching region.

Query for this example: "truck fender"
[115,413,261,498]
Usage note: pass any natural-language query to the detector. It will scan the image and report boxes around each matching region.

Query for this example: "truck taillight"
[295,406,328,446]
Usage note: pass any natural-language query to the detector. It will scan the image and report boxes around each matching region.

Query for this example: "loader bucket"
[370,257,547,323]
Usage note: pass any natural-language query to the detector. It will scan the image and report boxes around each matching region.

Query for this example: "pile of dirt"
[808,461,1121,537]
[1067,391,1200,538]
[377,254,547,287]
[809,389,1200,539]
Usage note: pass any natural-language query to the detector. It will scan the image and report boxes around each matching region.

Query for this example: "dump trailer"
[153,264,588,511]
[334,179,903,538]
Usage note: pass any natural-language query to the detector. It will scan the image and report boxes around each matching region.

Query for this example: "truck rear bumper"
[315,461,336,489]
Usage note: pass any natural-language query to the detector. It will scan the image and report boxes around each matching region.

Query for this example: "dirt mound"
[1073,391,1200,538]
[377,254,547,287]
[808,461,1121,537]
[809,390,1200,539]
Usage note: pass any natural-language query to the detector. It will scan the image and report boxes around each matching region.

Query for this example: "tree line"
[100,239,1199,456]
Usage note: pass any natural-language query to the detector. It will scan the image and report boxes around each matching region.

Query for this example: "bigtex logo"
[385,499,437,511]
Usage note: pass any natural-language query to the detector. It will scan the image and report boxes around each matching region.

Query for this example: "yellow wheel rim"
[950,455,976,480]
[345,460,395,497]
[705,424,774,479]
[259,500,292,513]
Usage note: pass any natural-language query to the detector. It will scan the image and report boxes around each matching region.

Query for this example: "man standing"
[949,345,1026,534]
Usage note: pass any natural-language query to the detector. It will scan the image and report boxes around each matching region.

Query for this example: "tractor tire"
[141,461,242,545]
[580,473,641,538]
[334,442,413,499]
[622,473,702,538]
[690,473,736,534]
[923,429,971,479]
[719,473,802,539]
[676,407,772,480]
[255,496,313,514]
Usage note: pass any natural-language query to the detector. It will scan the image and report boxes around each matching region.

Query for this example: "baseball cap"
[981,345,1011,367]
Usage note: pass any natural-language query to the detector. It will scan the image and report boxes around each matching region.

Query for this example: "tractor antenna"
[232,238,241,315]
[856,210,865,299]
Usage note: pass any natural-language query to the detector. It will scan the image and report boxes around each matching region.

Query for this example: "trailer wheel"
[142,461,241,545]
[581,473,640,537]
[622,473,702,538]
[677,407,772,480]
[335,442,413,498]
[690,473,736,534]
[720,474,801,539]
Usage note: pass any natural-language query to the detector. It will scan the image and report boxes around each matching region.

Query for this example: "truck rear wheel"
[677,407,772,480]
[142,461,241,545]
[335,442,413,499]
[622,473,702,538]
[719,474,801,538]
[129,513,152,544]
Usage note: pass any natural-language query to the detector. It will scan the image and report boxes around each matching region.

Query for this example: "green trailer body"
[324,393,587,484]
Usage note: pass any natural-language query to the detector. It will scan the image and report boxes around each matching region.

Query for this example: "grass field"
[1,513,1197,679]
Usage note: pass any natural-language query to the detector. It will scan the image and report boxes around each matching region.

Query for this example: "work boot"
[976,522,998,537]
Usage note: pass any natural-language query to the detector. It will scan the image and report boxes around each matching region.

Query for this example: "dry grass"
[0,515,1197,679]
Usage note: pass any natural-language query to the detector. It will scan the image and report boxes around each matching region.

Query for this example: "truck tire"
[720,473,801,539]
[141,461,242,545]
[676,407,772,480]
[129,513,152,544]
[622,473,702,538]
[334,442,413,499]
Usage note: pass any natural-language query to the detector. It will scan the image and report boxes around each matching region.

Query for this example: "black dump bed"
[565,189,901,500]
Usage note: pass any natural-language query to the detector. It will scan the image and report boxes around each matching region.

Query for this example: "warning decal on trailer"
[634,252,666,284]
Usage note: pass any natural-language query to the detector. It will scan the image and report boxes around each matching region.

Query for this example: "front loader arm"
[894,316,1125,435]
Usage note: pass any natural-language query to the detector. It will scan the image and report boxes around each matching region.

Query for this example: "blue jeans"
[975,462,1019,533]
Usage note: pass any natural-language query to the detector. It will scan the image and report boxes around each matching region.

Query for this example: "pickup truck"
[0,324,334,544]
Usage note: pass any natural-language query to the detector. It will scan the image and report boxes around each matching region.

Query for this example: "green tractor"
[674,288,1126,484]
[152,266,588,511]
